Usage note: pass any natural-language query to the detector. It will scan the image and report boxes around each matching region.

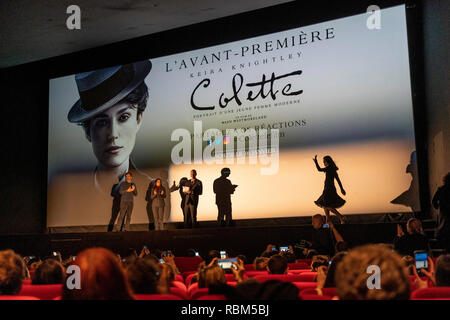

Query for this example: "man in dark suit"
[213,168,238,227]
[183,170,202,228]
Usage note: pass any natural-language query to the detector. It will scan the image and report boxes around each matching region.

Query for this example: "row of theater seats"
[3,269,450,300]
[2,283,450,300]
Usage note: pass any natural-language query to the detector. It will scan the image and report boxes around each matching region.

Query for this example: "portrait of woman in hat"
[63,60,170,231]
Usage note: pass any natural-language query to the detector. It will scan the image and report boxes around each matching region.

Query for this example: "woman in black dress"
[313,155,346,223]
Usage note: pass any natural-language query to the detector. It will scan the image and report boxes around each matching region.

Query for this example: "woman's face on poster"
[87,102,142,168]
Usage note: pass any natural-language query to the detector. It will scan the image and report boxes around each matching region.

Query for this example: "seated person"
[237,254,248,265]
[322,252,347,289]
[267,255,288,275]
[260,244,279,258]
[158,262,177,294]
[253,257,269,271]
[401,255,415,276]
[311,255,330,272]
[32,258,65,285]
[0,250,26,295]
[414,254,450,288]
[205,250,221,265]
[304,215,336,257]
[394,218,431,257]
[125,258,161,295]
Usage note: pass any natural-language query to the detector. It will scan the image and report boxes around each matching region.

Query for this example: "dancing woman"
[313,155,347,223]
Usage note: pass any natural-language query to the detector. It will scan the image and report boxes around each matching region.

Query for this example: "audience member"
[261,244,279,258]
[394,218,431,256]
[253,257,269,271]
[32,258,65,285]
[267,255,288,275]
[158,262,177,294]
[205,250,221,265]
[433,173,450,252]
[319,252,347,290]
[305,215,335,257]
[125,258,160,294]
[237,254,248,265]
[0,250,26,295]
[413,254,450,288]
[311,255,330,272]
[402,255,415,276]
[198,264,227,288]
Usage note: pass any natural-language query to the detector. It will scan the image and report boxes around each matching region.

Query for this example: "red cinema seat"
[254,274,313,283]
[299,287,337,300]
[19,284,62,300]
[173,257,203,273]
[134,294,183,300]
[225,274,238,282]
[187,282,199,295]
[169,287,189,300]
[296,272,317,282]
[0,295,40,300]
[288,269,312,274]
[292,282,319,292]
[185,273,197,287]
[196,294,226,300]
[244,264,255,271]
[288,262,309,270]
[410,287,450,300]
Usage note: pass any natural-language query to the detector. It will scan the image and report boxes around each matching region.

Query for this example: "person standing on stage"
[432,173,450,253]
[150,178,166,231]
[115,172,137,231]
[213,168,238,227]
[183,170,203,228]
[313,155,346,224]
